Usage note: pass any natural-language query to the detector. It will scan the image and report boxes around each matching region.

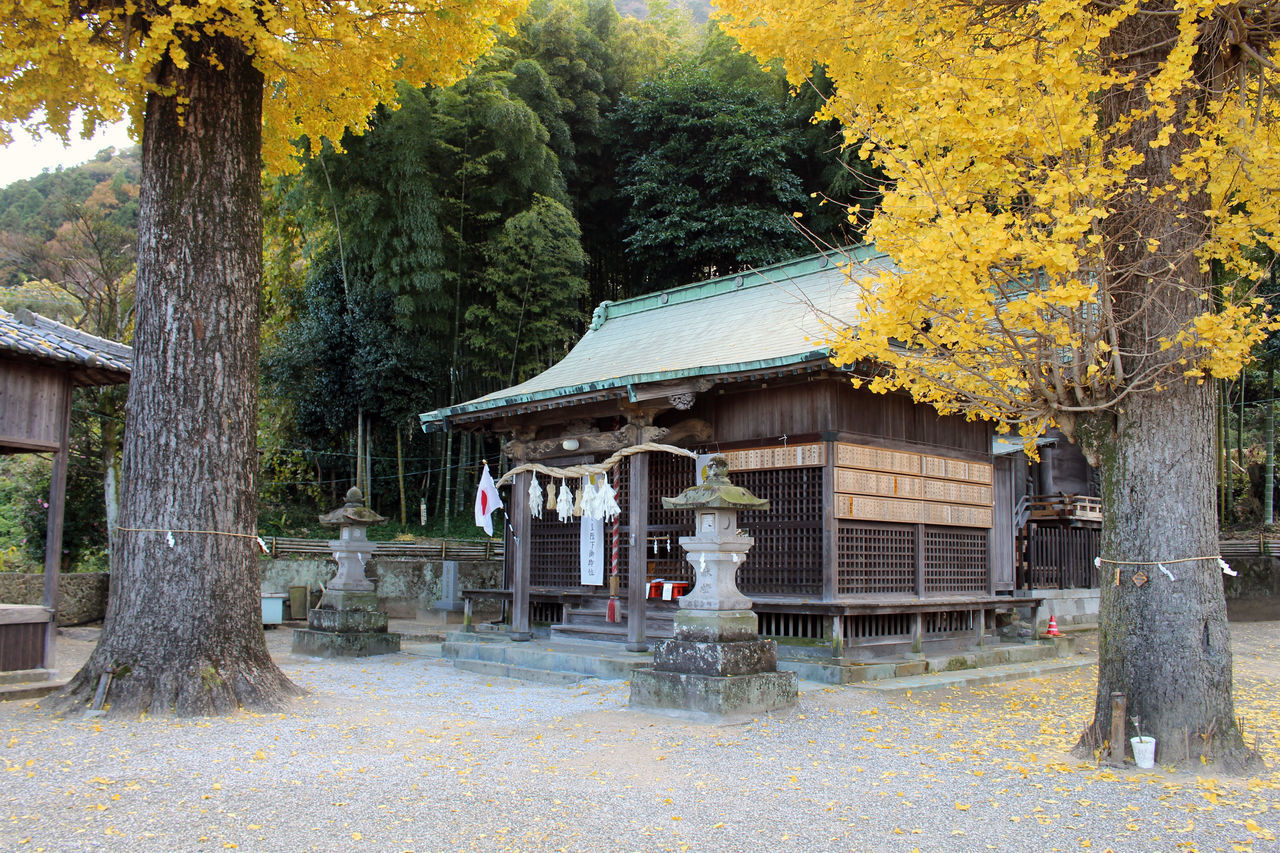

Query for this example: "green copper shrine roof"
[420,245,895,429]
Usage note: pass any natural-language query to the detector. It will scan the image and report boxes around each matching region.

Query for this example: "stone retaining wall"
[1032,587,1099,630]
[0,572,110,626]
[259,556,503,619]
[1223,556,1280,599]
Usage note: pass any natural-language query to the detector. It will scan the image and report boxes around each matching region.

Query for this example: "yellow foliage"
[719,0,1280,437]
[0,0,527,173]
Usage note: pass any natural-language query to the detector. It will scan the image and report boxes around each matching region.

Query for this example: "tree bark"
[1080,4,1258,770]
[55,34,301,715]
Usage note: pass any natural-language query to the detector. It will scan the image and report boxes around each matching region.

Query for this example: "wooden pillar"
[42,381,73,671]
[510,470,533,642]
[821,442,837,601]
[626,452,649,652]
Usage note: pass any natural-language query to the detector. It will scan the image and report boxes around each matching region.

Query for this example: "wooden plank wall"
[719,440,994,529]
[0,621,47,672]
[832,442,993,528]
[708,376,991,455]
[0,361,67,451]
[990,456,1015,591]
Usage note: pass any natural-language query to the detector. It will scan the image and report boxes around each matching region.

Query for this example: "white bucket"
[1131,736,1157,769]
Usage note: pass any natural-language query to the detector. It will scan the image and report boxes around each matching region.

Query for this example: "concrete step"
[551,618,675,643]
[452,658,589,685]
[0,679,67,702]
[442,632,645,681]
[856,657,1092,695]
[774,639,1068,685]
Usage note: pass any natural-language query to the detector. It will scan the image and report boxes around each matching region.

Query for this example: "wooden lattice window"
[642,452,697,585]
[836,522,915,595]
[734,467,823,596]
[528,516,582,588]
[923,610,977,634]
[922,528,987,593]
[758,611,828,640]
[844,613,912,641]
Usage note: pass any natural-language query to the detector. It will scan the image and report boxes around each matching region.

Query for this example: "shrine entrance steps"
[442,630,648,684]
[440,628,1080,687]
[548,596,676,644]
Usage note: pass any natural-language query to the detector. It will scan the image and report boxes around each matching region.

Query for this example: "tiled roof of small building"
[421,245,894,427]
[0,307,131,386]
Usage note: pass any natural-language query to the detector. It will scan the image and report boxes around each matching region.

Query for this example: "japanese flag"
[474,462,503,537]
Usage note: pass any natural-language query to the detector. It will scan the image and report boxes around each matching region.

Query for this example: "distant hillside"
[0,146,140,241]
[0,145,140,290]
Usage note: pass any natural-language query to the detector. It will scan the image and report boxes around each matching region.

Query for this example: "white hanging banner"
[579,475,605,585]
[695,453,715,485]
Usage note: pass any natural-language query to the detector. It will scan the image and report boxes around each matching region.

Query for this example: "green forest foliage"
[1,0,873,547]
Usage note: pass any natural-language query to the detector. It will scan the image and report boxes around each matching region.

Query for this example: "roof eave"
[419,349,835,431]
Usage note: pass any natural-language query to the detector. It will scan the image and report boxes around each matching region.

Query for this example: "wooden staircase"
[549,596,678,643]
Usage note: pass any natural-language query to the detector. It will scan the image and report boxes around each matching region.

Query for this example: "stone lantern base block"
[672,609,759,643]
[653,638,778,677]
[291,628,401,658]
[628,668,798,723]
[291,588,400,658]
[307,607,388,634]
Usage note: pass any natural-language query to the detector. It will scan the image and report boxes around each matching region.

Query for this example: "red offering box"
[647,581,689,600]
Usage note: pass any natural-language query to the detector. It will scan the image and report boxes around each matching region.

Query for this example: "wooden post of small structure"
[1109,692,1127,765]
[511,470,533,642]
[821,442,837,604]
[626,452,649,652]
[42,380,73,670]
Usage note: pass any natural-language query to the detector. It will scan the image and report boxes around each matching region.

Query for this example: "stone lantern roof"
[319,487,386,527]
[661,456,769,512]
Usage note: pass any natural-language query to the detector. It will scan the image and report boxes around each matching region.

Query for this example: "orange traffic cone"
[1045,615,1061,637]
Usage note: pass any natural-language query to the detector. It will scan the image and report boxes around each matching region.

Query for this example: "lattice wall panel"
[733,466,823,595]
[922,528,988,593]
[836,522,915,594]
[642,452,696,585]
[923,610,977,635]
[844,613,912,641]
[528,518,584,588]
[758,611,827,640]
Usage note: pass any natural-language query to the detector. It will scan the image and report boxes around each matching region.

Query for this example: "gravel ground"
[1,623,1278,853]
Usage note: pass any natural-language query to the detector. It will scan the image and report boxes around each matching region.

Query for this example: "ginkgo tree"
[0,0,524,714]
[719,0,1279,769]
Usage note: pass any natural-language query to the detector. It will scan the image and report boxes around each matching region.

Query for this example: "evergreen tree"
[466,194,588,390]
[609,67,808,288]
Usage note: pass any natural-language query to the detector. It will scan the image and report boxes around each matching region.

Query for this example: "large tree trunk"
[55,34,301,715]
[1080,4,1258,770]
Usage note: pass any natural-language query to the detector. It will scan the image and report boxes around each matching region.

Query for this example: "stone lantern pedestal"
[292,488,402,657]
[629,457,798,722]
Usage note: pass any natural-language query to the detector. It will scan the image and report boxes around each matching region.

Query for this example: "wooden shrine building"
[0,308,131,673]
[421,246,1033,658]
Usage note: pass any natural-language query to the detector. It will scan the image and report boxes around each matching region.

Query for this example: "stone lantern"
[291,488,401,657]
[628,456,798,721]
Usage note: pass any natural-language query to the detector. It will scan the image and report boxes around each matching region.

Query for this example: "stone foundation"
[629,667,799,723]
[291,589,400,658]
[0,573,109,625]
[1032,588,1100,630]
